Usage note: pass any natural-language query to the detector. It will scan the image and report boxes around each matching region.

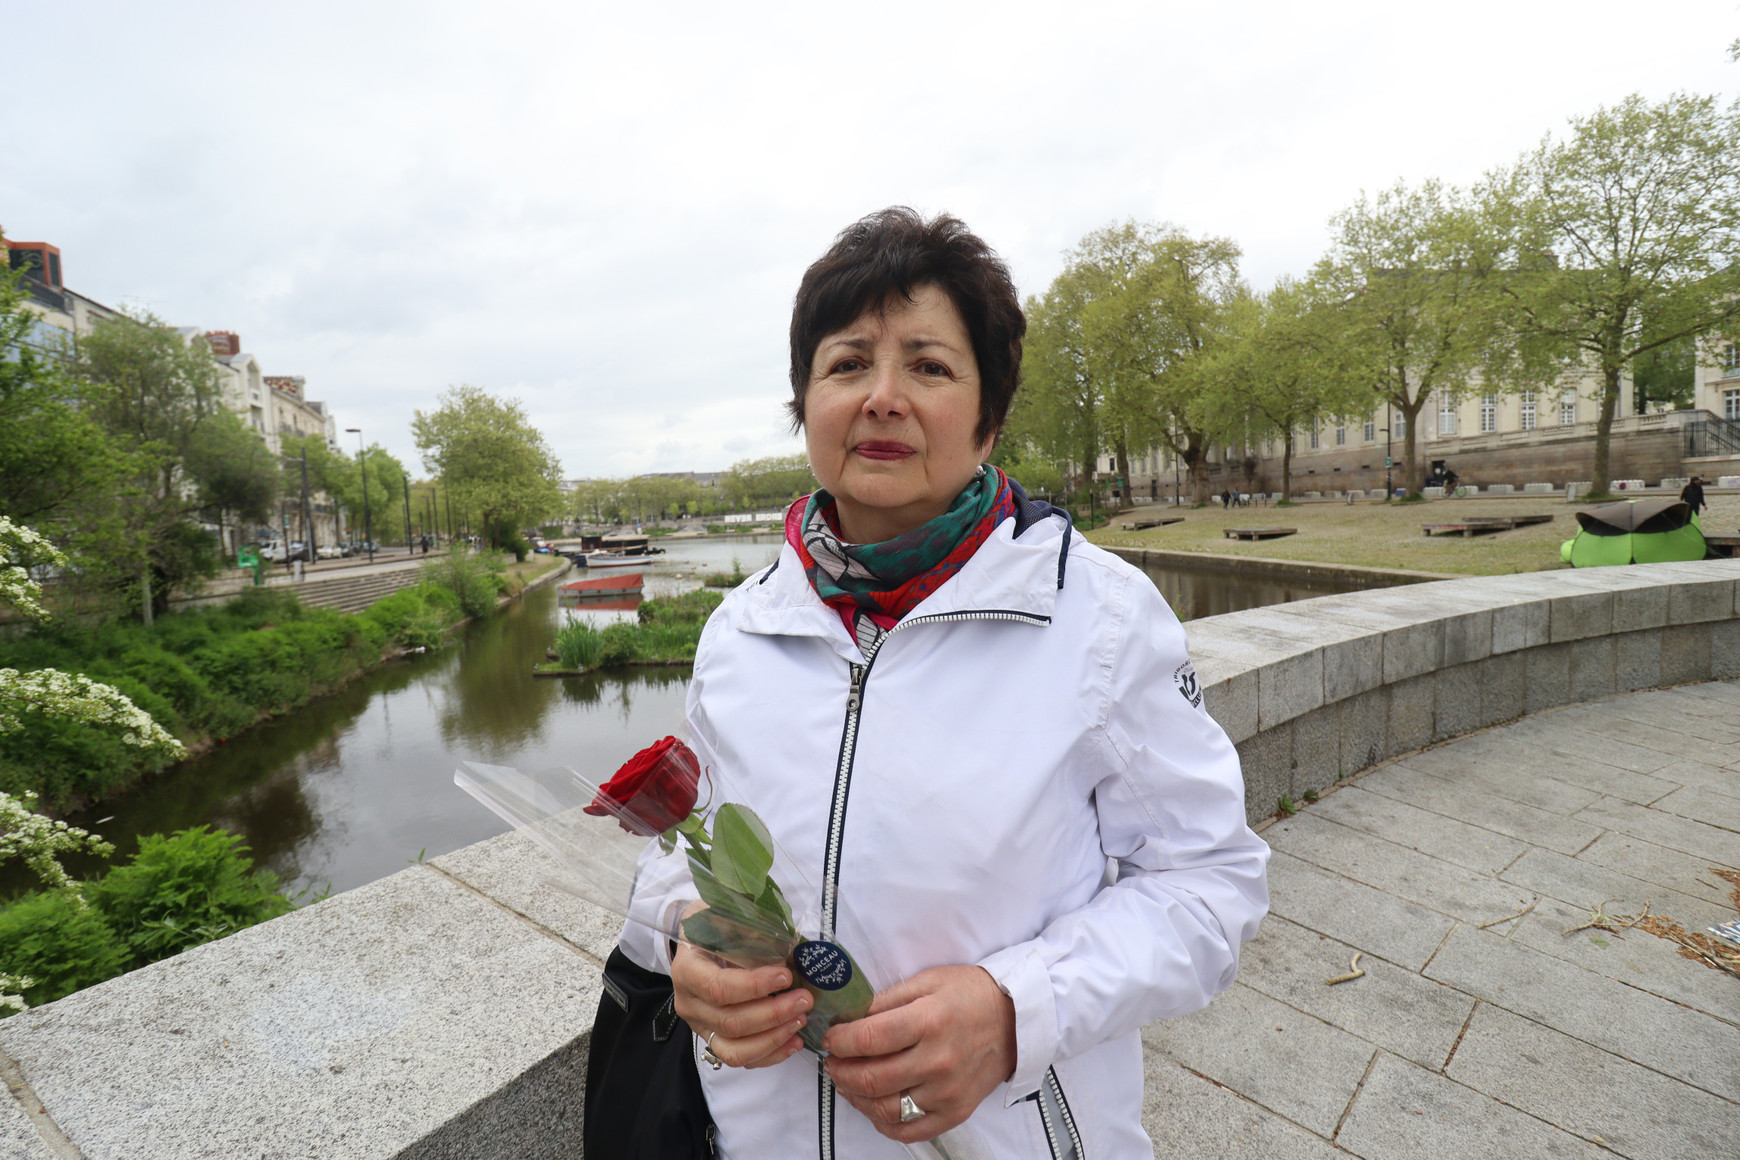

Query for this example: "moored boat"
[561,571,644,596]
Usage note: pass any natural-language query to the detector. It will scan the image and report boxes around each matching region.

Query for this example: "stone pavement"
[1141,679,1740,1160]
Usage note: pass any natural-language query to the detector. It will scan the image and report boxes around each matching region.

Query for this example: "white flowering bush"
[0,790,114,891]
[0,973,32,1014]
[0,516,62,621]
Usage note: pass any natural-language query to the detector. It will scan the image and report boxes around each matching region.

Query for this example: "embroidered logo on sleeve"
[1174,660,1202,708]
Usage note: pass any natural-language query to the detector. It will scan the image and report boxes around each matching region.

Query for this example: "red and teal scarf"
[784,465,1016,637]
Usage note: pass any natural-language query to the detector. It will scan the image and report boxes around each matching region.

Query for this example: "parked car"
[316,543,344,560]
[259,540,311,563]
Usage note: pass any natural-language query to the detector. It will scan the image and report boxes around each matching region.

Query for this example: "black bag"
[584,947,717,1158]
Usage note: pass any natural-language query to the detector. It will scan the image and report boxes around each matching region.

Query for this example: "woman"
[627,208,1269,1158]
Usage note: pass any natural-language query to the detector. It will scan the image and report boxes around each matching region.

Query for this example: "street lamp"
[346,428,374,563]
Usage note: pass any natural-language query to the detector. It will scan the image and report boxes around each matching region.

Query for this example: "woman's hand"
[671,941,811,1070]
[822,965,1016,1143]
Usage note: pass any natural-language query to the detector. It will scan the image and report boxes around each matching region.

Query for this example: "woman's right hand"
[671,941,811,1069]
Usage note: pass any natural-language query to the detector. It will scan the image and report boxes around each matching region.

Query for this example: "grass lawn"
[1086,493,1740,577]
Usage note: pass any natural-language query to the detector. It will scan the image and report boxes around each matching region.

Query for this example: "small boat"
[577,552,652,569]
[561,572,644,596]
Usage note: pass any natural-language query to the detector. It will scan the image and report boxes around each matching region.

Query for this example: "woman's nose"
[861,360,907,417]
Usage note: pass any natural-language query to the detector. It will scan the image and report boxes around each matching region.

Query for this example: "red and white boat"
[560,572,644,597]
[576,552,652,570]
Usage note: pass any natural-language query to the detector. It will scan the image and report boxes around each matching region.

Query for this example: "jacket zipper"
[1034,1066,1084,1160]
[817,608,1052,1160]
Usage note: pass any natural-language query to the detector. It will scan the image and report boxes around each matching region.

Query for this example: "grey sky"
[3,1,1735,479]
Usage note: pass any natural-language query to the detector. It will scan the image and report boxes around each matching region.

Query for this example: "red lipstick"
[854,441,914,460]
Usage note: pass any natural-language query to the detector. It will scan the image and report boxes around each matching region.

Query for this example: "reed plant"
[553,619,605,670]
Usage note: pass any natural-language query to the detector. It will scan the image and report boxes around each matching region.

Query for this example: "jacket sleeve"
[975,568,1270,1101]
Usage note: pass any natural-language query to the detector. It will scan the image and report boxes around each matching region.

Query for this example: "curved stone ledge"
[1184,559,1740,824]
[2,560,1736,1157]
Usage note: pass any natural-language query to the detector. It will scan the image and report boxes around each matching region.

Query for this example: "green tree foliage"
[1193,278,1369,500]
[187,408,282,529]
[1630,336,1696,413]
[1314,179,1513,496]
[1495,92,1740,490]
[1017,223,1245,503]
[718,455,816,511]
[412,385,564,549]
[279,434,410,545]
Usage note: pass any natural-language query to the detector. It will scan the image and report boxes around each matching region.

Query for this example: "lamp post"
[1385,402,1394,503]
[346,428,373,563]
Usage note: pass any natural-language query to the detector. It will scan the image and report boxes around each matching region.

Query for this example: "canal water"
[58,536,1361,898]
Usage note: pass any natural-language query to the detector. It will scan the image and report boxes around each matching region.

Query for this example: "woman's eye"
[919,361,949,377]
[832,358,865,375]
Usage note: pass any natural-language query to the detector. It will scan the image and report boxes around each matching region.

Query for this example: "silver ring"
[702,1030,724,1071]
[899,1093,925,1123]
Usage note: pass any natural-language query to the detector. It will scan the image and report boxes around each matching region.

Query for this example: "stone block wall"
[2,559,1737,1157]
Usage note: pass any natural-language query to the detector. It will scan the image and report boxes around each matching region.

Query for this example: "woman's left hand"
[821,965,1016,1143]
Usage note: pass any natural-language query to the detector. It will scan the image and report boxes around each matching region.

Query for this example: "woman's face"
[803,284,993,544]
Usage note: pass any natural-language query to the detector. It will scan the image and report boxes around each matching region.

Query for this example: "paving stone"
[1649,784,1740,833]
[1337,1052,1604,1160]
[1603,698,1740,745]
[1259,648,1326,732]
[1141,983,1376,1137]
[1141,1053,1344,1160]
[1526,640,1574,713]
[1424,924,1740,1101]
[1660,623,1714,685]
[1494,737,1680,804]
[1549,588,1614,644]
[1542,706,1740,769]
[0,1090,55,1160]
[1508,897,1740,1024]
[1612,584,1670,633]
[1232,915,1475,1069]
[1385,674,1435,755]
[1636,758,1740,796]
[1574,798,1740,870]
[1432,663,1483,742]
[1263,851,1457,971]
[1499,846,1732,932]
[1237,727,1292,826]
[0,867,604,1160]
[1290,705,1341,791]
[1354,763,1602,855]
[431,829,623,962]
[1576,829,1740,909]
[1497,718,1679,776]
[1268,813,1532,925]
[1616,630,1662,692]
[1392,742,1605,816]
[1445,1004,1740,1160]
[1337,687,1388,774]
[1476,651,1525,728]
[1307,784,1529,876]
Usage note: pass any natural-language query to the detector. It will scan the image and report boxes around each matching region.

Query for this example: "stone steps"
[276,568,426,615]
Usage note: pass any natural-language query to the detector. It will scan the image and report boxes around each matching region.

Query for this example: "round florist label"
[792,939,854,991]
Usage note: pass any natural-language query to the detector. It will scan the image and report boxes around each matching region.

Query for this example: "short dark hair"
[787,207,1025,444]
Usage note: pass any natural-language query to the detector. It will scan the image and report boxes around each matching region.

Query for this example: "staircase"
[276,567,426,615]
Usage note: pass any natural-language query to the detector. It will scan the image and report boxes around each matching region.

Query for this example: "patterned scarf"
[785,465,1015,652]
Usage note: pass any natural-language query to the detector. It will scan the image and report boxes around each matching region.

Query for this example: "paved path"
[1142,679,1740,1160]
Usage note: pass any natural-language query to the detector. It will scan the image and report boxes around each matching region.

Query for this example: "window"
[1559,393,1577,426]
[1394,414,1407,440]
[1520,390,1536,431]
[1309,426,1320,450]
[1263,440,1273,458]
[1725,344,1740,373]
[1437,395,1458,436]
[1363,418,1375,442]
[1479,393,1497,434]
[1335,424,1346,446]
[1727,389,1740,421]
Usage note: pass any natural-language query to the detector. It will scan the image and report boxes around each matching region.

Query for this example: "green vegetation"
[412,385,565,552]
[0,827,294,1011]
[538,588,724,674]
[701,557,749,587]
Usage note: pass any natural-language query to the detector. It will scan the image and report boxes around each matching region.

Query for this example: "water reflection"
[48,534,1366,899]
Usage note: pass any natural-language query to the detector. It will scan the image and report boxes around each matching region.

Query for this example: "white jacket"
[626,500,1269,1160]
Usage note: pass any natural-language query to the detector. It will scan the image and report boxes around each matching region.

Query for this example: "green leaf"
[709,803,773,897]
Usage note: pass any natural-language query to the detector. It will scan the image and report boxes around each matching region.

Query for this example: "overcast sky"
[4,2,1736,479]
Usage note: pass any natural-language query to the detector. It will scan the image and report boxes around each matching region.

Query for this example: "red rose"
[584,736,701,836]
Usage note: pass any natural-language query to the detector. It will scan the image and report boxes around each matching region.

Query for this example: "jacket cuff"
[976,944,1057,1105]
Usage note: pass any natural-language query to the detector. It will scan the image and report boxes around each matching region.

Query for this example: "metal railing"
[1685,415,1740,458]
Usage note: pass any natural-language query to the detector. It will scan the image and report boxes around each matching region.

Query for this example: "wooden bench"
[1224,527,1297,541]
[1120,516,1184,530]
[1421,515,1554,538]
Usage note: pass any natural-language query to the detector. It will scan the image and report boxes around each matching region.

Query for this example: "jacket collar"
[736,485,1072,647]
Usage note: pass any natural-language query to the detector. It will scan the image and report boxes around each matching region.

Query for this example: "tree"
[411,385,564,548]
[1193,278,1367,500]
[718,455,816,510]
[187,409,282,533]
[1496,93,1740,492]
[1019,223,1245,503]
[1630,336,1696,413]
[1315,179,1512,495]
[69,310,232,620]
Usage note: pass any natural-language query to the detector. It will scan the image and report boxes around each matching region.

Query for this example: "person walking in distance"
[1681,475,1707,515]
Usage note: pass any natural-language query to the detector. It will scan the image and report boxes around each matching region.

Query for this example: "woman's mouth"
[853,441,915,461]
